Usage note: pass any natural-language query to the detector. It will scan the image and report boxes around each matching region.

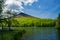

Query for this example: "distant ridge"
[19,12,33,17]
[19,13,31,16]
[15,12,34,18]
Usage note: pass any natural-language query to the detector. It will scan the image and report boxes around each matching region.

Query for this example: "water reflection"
[22,27,58,40]
[0,27,59,40]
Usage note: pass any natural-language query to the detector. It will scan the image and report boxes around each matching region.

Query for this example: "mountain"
[1,12,55,27]
[19,13,32,17]
[11,12,55,27]
[15,12,34,18]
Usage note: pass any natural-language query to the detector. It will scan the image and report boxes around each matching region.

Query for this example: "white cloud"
[3,0,38,13]
[1,0,38,18]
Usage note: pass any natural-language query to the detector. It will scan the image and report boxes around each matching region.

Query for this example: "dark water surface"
[22,27,58,40]
[0,27,58,40]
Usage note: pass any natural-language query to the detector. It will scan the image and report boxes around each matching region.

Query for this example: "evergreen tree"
[0,0,4,27]
[57,13,60,40]
[57,13,60,28]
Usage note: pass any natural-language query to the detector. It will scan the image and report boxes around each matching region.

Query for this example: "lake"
[22,27,58,40]
[0,27,59,40]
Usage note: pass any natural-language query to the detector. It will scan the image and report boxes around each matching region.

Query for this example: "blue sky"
[3,0,60,19]
[23,0,60,19]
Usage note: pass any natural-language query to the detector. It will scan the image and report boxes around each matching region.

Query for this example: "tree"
[57,13,60,28]
[0,0,3,13]
[0,0,4,28]
[0,0,3,26]
[6,10,12,30]
[0,1,4,40]
[5,10,18,30]
[0,0,18,28]
[57,13,60,40]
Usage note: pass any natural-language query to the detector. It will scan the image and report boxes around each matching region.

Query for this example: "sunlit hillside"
[1,13,56,27]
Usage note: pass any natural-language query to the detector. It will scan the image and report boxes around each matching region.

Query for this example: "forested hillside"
[0,13,56,27]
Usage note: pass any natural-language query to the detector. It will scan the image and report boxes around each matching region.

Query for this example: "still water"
[22,27,58,40]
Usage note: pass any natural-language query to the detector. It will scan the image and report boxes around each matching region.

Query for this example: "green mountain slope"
[1,13,56,27]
